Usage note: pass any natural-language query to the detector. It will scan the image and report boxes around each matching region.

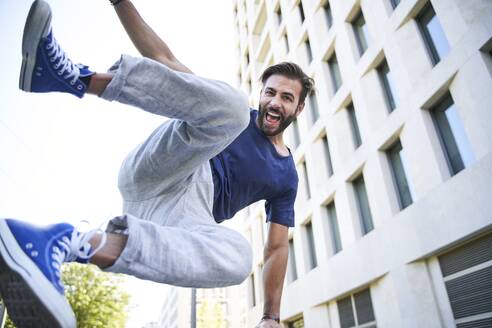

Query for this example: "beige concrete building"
[156,284,247,328]
[231,0,492,327]
[157,286,190,328]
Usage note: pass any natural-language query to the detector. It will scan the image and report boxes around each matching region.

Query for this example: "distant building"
[232,0,492,327]
[141,322,160,328]
[157,286,190,328]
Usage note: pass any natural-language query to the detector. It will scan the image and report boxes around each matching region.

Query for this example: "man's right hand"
[255,318,282,328]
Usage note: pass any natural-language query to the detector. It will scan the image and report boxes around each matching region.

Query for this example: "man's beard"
[258,104,297,136]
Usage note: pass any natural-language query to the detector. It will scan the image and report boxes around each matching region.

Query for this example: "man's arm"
[256,222,289,328]
[113,0,193,74]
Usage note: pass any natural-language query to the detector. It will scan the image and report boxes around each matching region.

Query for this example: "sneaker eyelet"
[50,57,56,62]
[58,71,63,75]
[77,85,83,90]
[70,81,75,85]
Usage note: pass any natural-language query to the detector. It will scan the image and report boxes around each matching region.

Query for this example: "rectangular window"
[258,264,264,302]
[327,53,342,93]
[352,10,371,56]
[248,274,256,308]
[288,317,305,328]
[305,38,313,63]
[301,161,311,200]
[431,93,474,176]
[284,33,290,54]
[338,296,356,328]
[305,221,317,270]
[417,2,451,65]
[390,0,401,9]
[438,231,492,328]
[387,140,413,210]
[326,202,342,254]
[288,238,298,282]
[324,1,333,30]
[275,5,283,26]
[353,175,374,235]
[292,118,301,149]
[353,289,376,326]
[377,60,399,111]
[337,288,377,328]
[322,135,334,177]
[298,1,305,23]
[347,104,362,148]
[308,93,319,126]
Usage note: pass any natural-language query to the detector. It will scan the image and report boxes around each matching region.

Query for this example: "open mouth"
[265,110,281,125]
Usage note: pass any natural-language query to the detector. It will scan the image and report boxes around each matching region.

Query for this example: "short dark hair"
[260,62,315,105]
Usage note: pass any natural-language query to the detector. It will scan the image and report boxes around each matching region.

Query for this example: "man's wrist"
[261,313,280,323]
[109,0,126,6]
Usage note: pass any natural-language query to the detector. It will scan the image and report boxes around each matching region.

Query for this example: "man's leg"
[20,0,248,195]
[102,161,253,288]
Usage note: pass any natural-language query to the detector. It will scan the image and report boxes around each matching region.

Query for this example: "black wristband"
[262,314,280,323]
[109,0,125,6]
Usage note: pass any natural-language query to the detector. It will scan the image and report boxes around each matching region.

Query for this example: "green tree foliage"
[4,263,130,328]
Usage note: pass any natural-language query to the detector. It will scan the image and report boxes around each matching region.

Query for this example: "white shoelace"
[51,223,107,277]
[45,33,82,86]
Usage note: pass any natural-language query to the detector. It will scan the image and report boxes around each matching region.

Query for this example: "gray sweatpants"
[99,55,252,288]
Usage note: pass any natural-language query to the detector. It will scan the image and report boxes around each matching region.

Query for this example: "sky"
[0,0,238,326]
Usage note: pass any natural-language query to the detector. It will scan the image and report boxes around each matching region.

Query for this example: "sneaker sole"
[19,0,52,92]
[0,219,76,328]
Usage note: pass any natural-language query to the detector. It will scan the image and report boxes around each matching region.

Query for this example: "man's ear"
[296,102,305,116]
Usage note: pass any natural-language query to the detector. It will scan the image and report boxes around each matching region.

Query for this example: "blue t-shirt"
[210,110,298,227]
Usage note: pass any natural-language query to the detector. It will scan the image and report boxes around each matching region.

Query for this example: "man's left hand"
[255,318,282,328]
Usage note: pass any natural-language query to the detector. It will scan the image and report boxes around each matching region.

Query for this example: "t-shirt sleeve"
[265,186,298,227]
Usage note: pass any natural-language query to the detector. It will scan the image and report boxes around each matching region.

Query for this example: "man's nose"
[269,96,281,108]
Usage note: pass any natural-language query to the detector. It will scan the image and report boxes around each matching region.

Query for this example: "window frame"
[416,2,450,65]
[377,60,398,111]
[322,135,334,177]
[323,1,333,30]
[298,0,305,23]
[353,175,374,235]
[352,10,370,56]
[326,201,342,254]
[304,220,318,270]
[305,38,313,63]
[287,238,298,283]
[430,93,474,176]
[347,103,362,149]
[386,140,413,210]
[390,0,401,9]
[327,53,342,94]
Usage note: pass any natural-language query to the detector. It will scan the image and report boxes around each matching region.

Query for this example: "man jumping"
[0,0,314,327]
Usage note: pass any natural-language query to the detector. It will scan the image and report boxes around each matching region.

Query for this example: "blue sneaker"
[19,0,94,98]
[0,219,106,328]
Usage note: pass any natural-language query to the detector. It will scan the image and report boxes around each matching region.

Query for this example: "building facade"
[231,0,492,327]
